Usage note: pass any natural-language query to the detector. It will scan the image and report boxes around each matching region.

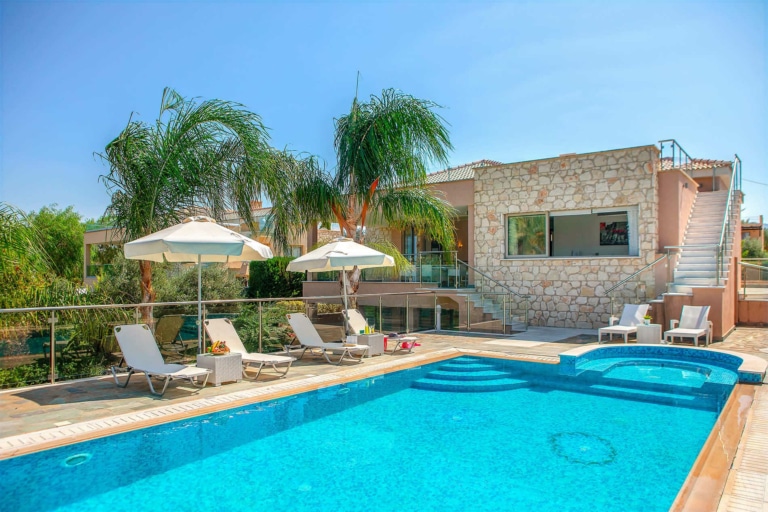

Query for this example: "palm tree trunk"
[138,260,155,323]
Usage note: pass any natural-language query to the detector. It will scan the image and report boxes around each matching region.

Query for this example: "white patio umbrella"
[286,237,394,333]
[124,216,273,352]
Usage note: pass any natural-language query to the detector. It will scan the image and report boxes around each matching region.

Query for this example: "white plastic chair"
[663,305,712,347]
[598,304,649,344]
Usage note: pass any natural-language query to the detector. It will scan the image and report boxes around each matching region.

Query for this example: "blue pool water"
[0,356,736,512]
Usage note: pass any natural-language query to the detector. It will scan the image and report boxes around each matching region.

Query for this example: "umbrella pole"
[197,255,202,354]
[342,266,350,334]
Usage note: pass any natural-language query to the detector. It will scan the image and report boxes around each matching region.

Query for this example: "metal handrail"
[605,254,669,318]
[740,261,768,271]
[3,289,527,388]
[715,155,741,285]
[460,260,530,299]
[659,139,694,171]
[739,260,768,299]
[605,254,668,295]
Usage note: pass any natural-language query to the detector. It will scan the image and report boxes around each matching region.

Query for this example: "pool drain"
[550,432,616,465]
[62,453,92,467]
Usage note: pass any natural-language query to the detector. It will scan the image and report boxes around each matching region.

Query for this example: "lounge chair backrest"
[203,318,248,354]
[286,313,325,347]
[153,315,185,345]
[618,304,649,327]
[343,309,367,334]
[114,324,166,369]
[679,305,710,329]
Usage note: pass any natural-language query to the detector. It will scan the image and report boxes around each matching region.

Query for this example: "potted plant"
[643,314,652,325]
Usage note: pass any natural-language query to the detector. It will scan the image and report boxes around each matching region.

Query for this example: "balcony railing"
[740,259,768,299]
[0,288,530,389]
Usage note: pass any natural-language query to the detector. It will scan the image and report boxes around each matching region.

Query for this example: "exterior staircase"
[670,190,734,293]
[459,265,529,332]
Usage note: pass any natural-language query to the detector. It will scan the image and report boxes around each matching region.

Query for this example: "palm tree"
[268,88,457,301]
[98,88,279,315]
[0,203,52,309]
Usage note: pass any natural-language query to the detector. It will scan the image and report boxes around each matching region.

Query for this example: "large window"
[506,207,639,258]
[506,214,547,257]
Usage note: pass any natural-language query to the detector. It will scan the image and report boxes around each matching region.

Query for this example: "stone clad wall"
[473,145,660,328]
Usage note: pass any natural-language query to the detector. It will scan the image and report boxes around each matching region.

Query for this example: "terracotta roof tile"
[660,157,732,171]
[426,159,503,184]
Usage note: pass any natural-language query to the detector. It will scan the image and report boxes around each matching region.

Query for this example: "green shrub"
[246,257,304,299]
[232,301,303,353]
[742,238,768,259]
[317,303,342,314]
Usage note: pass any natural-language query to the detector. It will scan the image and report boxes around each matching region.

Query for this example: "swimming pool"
[0,354,738,511]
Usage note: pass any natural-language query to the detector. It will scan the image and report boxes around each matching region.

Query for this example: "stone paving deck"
[0,326,766,511]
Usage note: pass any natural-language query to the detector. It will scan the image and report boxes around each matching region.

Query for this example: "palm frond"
[334,88,453,203]
[97,88,275,243]
[376,187,458,250]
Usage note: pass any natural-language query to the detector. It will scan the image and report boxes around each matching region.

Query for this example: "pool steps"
[411,356,728,411]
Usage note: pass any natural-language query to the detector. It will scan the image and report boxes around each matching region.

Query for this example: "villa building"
[305,140,762,339]
[85,139,762,337]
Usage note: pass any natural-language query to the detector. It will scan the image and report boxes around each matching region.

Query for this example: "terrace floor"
[1,326,767,511]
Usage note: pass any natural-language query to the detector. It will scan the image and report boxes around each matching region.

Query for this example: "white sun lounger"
[342,309,371,335]
[111,324,210,396]
[342,309,419,353]
[663,305,712,347]
[598,304,649,344]
[286,313,368,365]
[204,318,295,379]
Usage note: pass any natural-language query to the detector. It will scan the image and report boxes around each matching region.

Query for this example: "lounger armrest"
[608,316,619,326]
[670,319,679,329]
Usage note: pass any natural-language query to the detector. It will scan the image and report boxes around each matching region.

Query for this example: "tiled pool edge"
[559,344,768,383]
[670,383,756,511]
[717,384,768,511]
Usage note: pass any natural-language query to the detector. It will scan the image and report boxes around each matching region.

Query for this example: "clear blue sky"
[1,0,765,221]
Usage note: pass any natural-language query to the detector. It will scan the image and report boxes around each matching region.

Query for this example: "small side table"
[636,324,662,344]
[356,333,384,357]
[196,353,242,386]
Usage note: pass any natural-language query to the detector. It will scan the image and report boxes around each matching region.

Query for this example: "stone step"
[678,255,717,263]
[412,375,529,393]
[676,263,717,272]
[425,369,513,381]
[437,362,500,372]
[674,270,719,280]
[586,384,706,408]
[673,277,721,285]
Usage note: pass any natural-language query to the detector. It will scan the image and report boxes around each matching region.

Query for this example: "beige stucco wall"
[657,168,698,250]
[473,145,660,328]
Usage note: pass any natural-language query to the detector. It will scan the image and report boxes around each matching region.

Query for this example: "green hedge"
[246,257,304,299]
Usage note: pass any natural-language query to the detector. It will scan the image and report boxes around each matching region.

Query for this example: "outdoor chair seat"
[204,318,294,380]
[111,324,210,396]
[598,304,649,344]
[663,305,712,347]
[286,313,368,365]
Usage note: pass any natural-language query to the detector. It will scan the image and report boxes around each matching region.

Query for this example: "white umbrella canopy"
[286,237,394,332]
[124,216,273,351]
